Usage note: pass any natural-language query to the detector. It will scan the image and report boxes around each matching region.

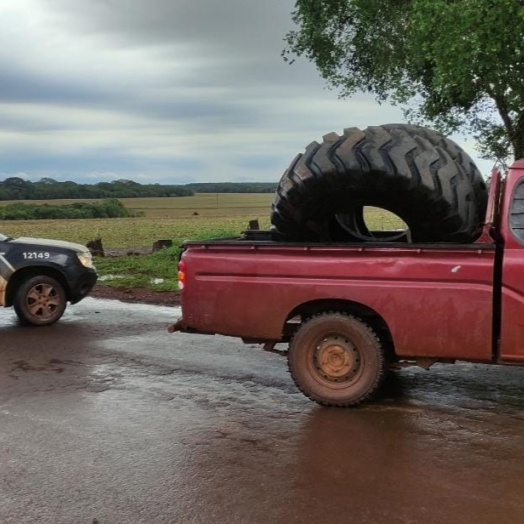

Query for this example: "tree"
[285,0,524,164]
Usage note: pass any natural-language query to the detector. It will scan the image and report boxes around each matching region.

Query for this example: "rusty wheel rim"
[26,283,61,320]
[313,336,361,384]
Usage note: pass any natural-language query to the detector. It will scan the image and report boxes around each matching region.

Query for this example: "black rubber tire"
[384,124,488,221]
[13,275,67,326]
[288,312,387,407]
[333,125,488,242]
[271,125,486,243]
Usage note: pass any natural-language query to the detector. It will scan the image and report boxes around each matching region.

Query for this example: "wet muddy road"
[2,299,524,523]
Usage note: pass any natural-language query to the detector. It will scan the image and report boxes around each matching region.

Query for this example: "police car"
[0,232,97,326]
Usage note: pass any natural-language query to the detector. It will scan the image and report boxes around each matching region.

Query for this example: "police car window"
[510,181,524,242]
[0,233,7,241]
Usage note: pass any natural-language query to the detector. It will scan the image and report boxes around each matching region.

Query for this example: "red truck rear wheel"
[288,312,387,406]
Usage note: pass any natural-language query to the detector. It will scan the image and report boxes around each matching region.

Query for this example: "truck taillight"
[178,260,187,290]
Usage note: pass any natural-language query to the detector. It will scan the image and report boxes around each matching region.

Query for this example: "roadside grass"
[92,228,240,291]
[94,246,181,291]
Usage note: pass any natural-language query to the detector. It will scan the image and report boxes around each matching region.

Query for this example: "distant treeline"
[0,199,137,220]
[187,182,277,193]
[0,178,277,201]
[0,177,193,201]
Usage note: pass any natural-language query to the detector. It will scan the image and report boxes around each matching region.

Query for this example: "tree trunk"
[492,93,521,160]
[512,114,524,160]
[511,133,524,161]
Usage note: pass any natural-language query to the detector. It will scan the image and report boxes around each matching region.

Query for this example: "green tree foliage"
[0,179,277,200]
[186,182,277,193]
[285,0,524,163]
[0,178,193,201]
[0,199,136,220]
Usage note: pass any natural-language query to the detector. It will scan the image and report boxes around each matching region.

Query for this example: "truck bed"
[179,239,496,362]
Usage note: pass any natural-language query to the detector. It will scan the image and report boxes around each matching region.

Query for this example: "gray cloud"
[0,0,491,184]
[41,0,295,53]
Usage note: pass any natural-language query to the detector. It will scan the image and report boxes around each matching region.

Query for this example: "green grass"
[94,246,181,291]
[92,228,242,291]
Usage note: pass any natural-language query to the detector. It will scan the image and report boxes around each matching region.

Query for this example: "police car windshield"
[0,233,10,241]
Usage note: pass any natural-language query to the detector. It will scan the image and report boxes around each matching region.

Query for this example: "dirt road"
[1,298,524,523]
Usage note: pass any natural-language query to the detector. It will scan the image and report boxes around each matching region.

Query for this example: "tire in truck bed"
[270,124,487,244]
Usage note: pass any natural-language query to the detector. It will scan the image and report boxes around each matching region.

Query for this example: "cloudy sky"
[0,0,492,184]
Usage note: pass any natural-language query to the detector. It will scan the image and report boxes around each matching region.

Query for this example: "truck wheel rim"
[26,283,61,319]
[313,336,361,383]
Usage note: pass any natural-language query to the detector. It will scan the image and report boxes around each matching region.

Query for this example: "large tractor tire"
[332,125,488,242]
[271,125,487,244]
[383,124,487,215]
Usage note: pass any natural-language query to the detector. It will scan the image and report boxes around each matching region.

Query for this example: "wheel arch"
[285,299,396,359]
[5,266,71,307]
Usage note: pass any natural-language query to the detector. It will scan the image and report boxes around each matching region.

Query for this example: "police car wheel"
[14,275,67,326]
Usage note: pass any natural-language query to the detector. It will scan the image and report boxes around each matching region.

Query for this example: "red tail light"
[178,260,187,290]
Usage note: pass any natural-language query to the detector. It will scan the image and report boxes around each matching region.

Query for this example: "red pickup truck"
[170,162,524,407]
